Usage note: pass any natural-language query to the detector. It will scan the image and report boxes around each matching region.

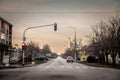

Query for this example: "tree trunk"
[105,53,108,64]
[111,56,116,66]
[105,54,109,64]
[0,50,4,64]
[98,53,102,63]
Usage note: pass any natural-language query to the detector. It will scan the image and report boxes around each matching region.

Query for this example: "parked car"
[10,57,18,63]
[35,56,48,61]
[76,57,80,60]
[66,56,73,63]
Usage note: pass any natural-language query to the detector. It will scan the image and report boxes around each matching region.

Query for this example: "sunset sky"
[0,0,119,54]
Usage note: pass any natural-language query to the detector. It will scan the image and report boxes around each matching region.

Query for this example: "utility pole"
[22,23,57,66]
[69,27,77,60]
[67,37,71,49]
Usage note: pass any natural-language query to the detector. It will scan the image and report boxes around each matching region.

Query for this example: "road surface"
[0,57,120,80]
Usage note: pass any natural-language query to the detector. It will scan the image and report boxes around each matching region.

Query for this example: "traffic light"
[117,27,120,36]
[54,23,57,31]
[22,42,26,50]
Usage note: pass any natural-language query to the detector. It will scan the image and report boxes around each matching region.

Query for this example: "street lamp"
[67,37,71,49]
[22,23,57,66]
[68,26,77,60]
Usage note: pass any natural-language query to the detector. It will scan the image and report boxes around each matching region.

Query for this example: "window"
[1,26,5,33]
[1,32,6,40]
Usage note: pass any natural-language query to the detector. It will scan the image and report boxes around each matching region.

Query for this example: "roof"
[0,16,13,26]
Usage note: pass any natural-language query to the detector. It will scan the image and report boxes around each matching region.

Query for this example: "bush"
[87,56,96,63]
[35,57,48,61]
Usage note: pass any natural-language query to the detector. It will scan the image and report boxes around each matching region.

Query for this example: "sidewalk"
[0,60,48,69]
[0,59,51,70]
[0,63,35,69]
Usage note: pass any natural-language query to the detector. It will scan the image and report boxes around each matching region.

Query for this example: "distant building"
[0,17,13,63]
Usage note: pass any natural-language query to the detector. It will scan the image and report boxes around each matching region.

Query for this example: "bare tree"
[108,17,120,65]
[87,15,120,65]
[26,41,40,61]
[42,44,51,56]
[63,48,73,58]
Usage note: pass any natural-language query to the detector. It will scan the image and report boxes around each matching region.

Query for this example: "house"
[0,17,13,64]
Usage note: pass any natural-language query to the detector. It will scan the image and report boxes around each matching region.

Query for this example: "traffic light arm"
[22,23,57,41]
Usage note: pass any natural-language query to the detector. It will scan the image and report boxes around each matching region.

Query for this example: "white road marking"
[90,67,95,69]
[43,65,95,70]
[67,66,72,68]
[60,66,65,68]
[98,68,104,69]
[75,66,80,69]
[82,66,88,69]
[45,66,49,68]
[52,66,56,68]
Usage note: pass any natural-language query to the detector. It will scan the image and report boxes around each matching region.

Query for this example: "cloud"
[0,0,117,13]
[114,0,120,7]
[0,0,54,12]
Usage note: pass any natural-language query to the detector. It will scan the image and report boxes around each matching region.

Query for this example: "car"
[66,56,73,63]
[35,56,48,61]
[10,57,18,62]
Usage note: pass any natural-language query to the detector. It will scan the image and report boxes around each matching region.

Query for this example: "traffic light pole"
[22,23,57,66]
[22,50,25,66]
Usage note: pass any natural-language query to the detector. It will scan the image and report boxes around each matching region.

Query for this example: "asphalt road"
[0,56,120,80]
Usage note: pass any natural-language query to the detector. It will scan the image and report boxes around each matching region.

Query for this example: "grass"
[34,60,47,64]
[78,61,120,69]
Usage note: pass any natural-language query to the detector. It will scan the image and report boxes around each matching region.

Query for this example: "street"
[0,57,120,80]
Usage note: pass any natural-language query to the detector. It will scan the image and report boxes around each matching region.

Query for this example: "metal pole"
[22,50,25,66]
[68,27,77,60]
[22,23,57,66]
[22,24,55,42]
[74,28,77,60]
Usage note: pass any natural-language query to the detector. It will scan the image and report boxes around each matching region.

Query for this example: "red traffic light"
[22,42,26,50]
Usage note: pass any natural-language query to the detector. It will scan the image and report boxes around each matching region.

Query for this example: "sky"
[0,0,119,54]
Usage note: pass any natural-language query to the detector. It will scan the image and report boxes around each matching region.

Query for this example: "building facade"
[0,17,13,63]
